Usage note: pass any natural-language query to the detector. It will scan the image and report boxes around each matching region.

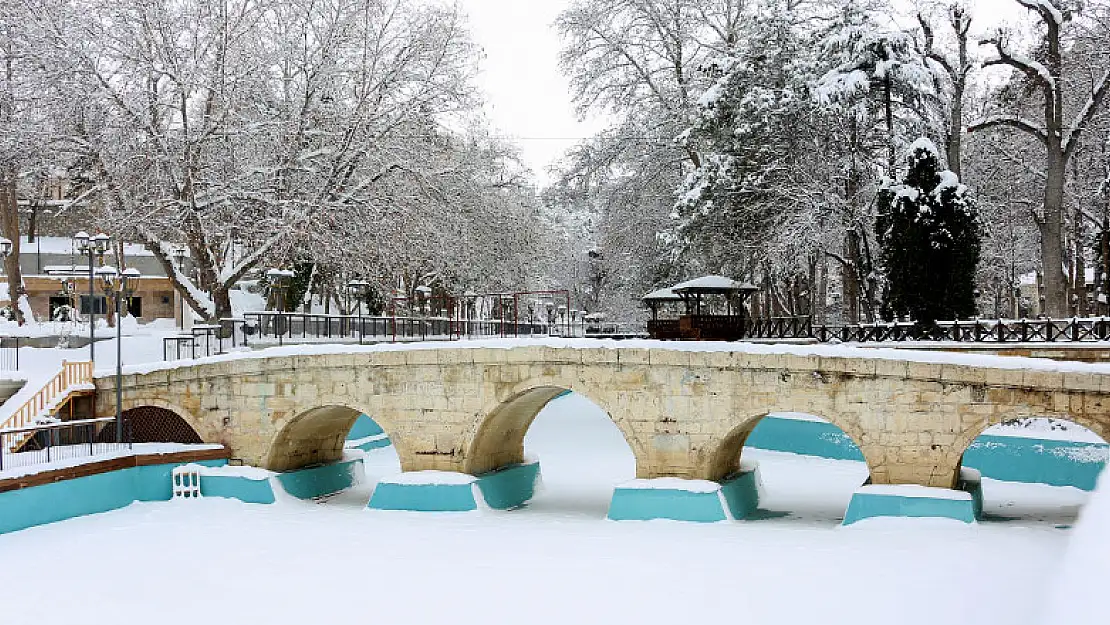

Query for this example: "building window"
[48,297,74,320]
[127,296,143,318]
[79,295,108,315]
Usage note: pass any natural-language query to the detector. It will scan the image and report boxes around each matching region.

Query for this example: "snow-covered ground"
[0,392,1092,625]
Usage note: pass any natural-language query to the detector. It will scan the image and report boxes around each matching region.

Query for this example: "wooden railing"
[0,361,94,434]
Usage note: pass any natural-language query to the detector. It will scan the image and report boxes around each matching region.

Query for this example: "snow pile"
[985,418,1107,444]
[617,477,720,493]
[378,470,477,485]
[177,463,274,480]
[855,484,972,501]
[1041,469,1110,625]
[768,412,830,423]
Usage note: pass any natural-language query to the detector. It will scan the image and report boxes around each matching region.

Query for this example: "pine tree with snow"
[876,138,981,326]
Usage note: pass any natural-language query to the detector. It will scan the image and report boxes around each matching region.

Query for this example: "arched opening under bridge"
[466,387,636,518]
[710,412,872,522]
[960,416,1108,524]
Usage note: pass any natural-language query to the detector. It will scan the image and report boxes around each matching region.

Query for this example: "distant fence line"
[746,316,1110,343]
[159,312,1110,363]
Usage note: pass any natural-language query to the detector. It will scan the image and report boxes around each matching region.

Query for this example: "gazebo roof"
[671,275,758,295]
[641,286,682,302]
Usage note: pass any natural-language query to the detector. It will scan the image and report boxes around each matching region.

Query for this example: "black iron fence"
[0,417,129,473]
[162,313,581,361]
[746,316,1110,343]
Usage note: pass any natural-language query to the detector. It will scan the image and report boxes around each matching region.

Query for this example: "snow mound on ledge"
[379,470,477,485]
[1042,469,1110,625]
[617,478,720,493]
[856,485,972,501]
[179,463,274,480]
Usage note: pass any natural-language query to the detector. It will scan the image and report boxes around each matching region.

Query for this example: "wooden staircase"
[1,361,95,452]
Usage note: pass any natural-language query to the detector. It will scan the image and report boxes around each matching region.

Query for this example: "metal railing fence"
[1,417,130,473]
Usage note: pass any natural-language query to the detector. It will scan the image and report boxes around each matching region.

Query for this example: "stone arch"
[120,406,203,444]
[462,384,642,476]
[114,397,206,441]
[703,412,878,482]
[263,404,378,472]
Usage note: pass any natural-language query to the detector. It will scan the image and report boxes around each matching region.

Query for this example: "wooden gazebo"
[645,276,757,341]
[643,286,683,339]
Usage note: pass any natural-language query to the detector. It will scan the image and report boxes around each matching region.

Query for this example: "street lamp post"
[97,265,139,444]
[464,291,478,338]
[266,269,293,345]
[172,247,187,329]
[74,231,110,362]
[347,280,370,344]
[0,238,10,327]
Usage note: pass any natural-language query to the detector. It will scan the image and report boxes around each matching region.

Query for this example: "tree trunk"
[883,76,895,175]
[845,230,862,323]
[948,82,964,178]
[212,285,232,320]
[1075,206,1086,316]
[1102,223,1110,315]
[0,171,25,325]
[1041,153,1069,317]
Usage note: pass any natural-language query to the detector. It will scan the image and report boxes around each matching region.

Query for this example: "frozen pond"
[0,393,1083,625]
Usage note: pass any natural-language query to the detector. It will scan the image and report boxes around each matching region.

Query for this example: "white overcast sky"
[457,0,1030,184]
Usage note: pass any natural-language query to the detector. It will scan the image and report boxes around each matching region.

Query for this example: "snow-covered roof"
[642,287,681,301]
[670,275,757,293]
[15,236,160,257]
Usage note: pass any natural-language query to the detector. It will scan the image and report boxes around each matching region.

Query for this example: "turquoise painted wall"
[476,462,540,510]
[608,487,728,522]
[719,471,761,520]
[347,415,385,440]
[962,435,1108,491]
[843,491,977,525]
[0,459,226,535]
[747,416,1107,491]
[747,417,865,461]
[201,475,276,504]
[369,482,479,512]
[274,460,359,500]
[0,457,373,535]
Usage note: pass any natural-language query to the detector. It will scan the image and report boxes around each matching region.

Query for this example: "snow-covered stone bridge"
[94,341,1110,489]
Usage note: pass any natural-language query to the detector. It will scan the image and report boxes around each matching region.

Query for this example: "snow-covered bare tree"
[969,0,1110,317]
[20,0,523,321]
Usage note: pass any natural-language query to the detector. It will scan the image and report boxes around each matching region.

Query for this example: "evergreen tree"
[876,138,981,325]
